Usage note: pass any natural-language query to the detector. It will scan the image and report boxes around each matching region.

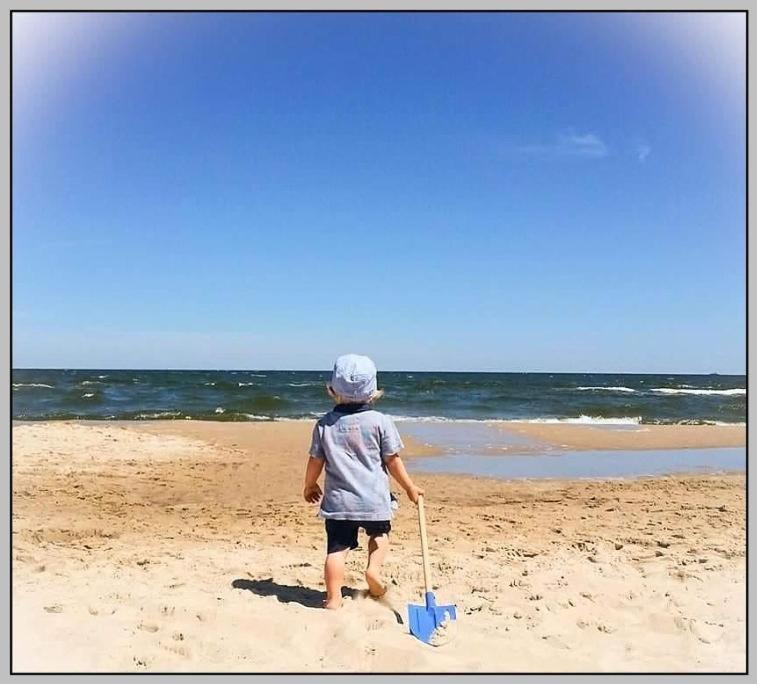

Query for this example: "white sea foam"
[288,382,319,387]
[214,407,225,414]
[249,374,267,377]
[12,383,54,389]
[514,415,643,425]
[389,415,528,424]
[651,388,745,396]
[136,411,182,419]
[576,386,637,393]
[392,414,745,426]
[98,375,108,379]
[390,415,484,423]
[82,393,95,398]
[80,381,102,386]
[390,414,644,425]
[204,382,216,386]
[238,382,255,387]
[196,412,743,427]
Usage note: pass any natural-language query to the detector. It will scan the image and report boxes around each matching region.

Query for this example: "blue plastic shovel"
[407,495,457,644]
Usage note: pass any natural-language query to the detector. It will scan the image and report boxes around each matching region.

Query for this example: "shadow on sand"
[231,577,364,609]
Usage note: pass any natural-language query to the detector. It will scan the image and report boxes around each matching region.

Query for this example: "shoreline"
[12,418,747,453]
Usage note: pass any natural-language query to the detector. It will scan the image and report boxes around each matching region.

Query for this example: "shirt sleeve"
[309,423,326,459]
[380,415,404,460]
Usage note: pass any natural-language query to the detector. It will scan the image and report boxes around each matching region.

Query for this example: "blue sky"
[12,12,746,373]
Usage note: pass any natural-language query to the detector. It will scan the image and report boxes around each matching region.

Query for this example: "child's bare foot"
[323,597,342,610]
[365,569,387,598]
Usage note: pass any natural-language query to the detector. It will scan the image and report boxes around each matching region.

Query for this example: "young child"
[303,353,424,610]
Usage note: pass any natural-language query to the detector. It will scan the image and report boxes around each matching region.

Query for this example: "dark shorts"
[325,519,391,554]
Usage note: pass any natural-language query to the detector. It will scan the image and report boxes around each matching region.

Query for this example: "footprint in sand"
[160,642,191,658]
[137,622,160,633]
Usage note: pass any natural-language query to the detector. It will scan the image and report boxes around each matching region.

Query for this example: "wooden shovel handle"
[417,494,432,594]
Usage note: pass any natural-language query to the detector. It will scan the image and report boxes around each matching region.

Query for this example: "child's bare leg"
[324,550,348,609]
[365,534,389,597]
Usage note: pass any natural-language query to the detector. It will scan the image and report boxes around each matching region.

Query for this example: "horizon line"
[11,367,746,376]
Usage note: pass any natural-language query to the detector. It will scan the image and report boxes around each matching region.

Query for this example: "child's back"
[310,405,403,521]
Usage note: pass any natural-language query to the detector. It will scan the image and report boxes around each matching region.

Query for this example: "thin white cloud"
[517,130,609,159]
[635,141,652,162]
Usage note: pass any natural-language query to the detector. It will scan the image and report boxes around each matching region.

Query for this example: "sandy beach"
[12,420,746,673]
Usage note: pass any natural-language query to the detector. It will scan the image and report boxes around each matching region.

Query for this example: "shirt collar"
[333,403,373,414]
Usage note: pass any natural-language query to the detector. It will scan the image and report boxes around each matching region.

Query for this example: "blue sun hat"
[330,354,378,403]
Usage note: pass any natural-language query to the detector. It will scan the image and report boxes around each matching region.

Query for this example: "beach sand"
[12,421,745,672]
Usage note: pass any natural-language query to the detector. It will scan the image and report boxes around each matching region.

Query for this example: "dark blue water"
[11,369,746,424]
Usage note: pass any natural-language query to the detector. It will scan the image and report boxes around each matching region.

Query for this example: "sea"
[11,369,747,425]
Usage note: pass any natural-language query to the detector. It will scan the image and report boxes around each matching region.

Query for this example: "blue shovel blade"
[407,592,457,644]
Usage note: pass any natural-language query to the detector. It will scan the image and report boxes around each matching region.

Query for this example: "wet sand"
[12,421,746,672]
[500,422,745,451]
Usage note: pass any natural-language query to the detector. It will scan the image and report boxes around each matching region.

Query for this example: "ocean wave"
[13,383,54,389]
[651,388,745,396]
[249,374,267,377]
[214,407,225,414]
[515,415,643,425]
[238,382,255,387]
[390,415,484,423]
[204,381,216,386]
[391,414,745,426]
[642,419,747,426]
[80,381,103,386]
[288,382,320,387]
[82,393,96,399]
[391,414,643,425]
[575,386,637,393]
[135,411,183,419]
[244,413,276,421]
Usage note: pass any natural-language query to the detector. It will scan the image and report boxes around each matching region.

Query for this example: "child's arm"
[385,454,424,504]
[303,456,324,503]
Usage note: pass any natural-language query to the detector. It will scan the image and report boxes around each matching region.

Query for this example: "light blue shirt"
[309,407,404,520]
